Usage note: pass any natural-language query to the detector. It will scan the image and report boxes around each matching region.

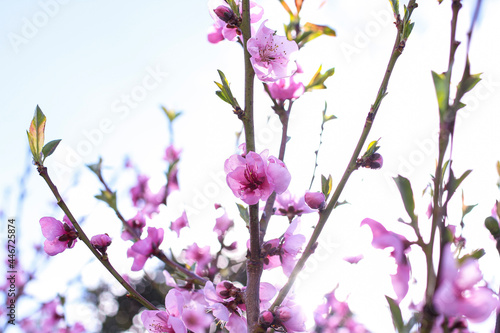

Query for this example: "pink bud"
[304,191,326,210]
[91,233,112,254]
[214,6,235,23]
[259,310,274,326]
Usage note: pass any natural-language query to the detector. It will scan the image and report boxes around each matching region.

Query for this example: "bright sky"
[1,0,500,332]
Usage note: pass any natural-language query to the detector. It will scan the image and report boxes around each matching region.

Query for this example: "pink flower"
[267,75,305,102]
[204,281,247,331]
[304,191,326,210]
[433,244,499,322]
[225,150,291,205]
[262,218,306,276]
[247,20,298,82]
[170,211,189,237]
[127,227,164,271]
[207,0,263,43]
[164,144,182,164]
[39,216,78,256]
[275,299,306,333]
[274,190,314,222]
[361,218,411,303]
[141,289,187,333]
[214,208,234,238]
[130,174,165,218]
[122,211,146,241]
[90,233,112,255]
[184,243,212,275]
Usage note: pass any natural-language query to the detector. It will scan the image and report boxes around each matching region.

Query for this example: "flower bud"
[304,191,326,210]
[258,310,275,326]
[485,217,500,237]
[368,153,383,169]
[214,6,235,23]
[91,233,112,255]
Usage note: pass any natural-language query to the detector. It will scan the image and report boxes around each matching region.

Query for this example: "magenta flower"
[170,211,189,237]
[274,190,314,221]
[141,289,187,333]
[127,227,164,271]
[164,144,182,164]
[433,244,499,322]
[39,216,78,256]
[361,218,411,303]
[121,211,146,241]
[129,174,165,218]
[204,281,247,332]
[267,75,305,102]
[184,243,212,275]
[247,20,299,82]
[207,0,263,43]
[304,191,326,210]
[214,208,234,238]
[90,233,112,255]
[225,149,291,205]
[275,299,306,333]
[262,218,306,276]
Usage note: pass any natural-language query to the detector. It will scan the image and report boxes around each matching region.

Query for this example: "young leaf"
[161,105,182,122]
[393,175,416,222]
[42,139,62,162]
[322,102,337,123]
[236,203,249,226]
[431,71,448,117]
[305,66,335,91]
[87,158,103,178]
[389,0,400,16]
[445,168,472,203]
[95,189,117,211]
[321,174,333,199]
[297,23,336,45]
[27,105,47,164]
[461,191,477,223]
[215,70,240,109]
[386,296,404,333]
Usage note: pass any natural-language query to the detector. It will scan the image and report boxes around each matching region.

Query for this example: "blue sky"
[1,0,500,332]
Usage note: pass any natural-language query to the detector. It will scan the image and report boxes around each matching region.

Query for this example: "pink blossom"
[207,0,263,43]
[225,149,291,205]
[267,75,305,101]
[127,227,164,271]
[274,190,314,221]
[130,175,165,218]
[170,211,189,237]
[304,191,326,210]
[343,254,364,264]
[433,244,499,322]
[361,218,411,303]
[204,281,247,331]
[247,20,298,82]
[121,211,146,241]
[275,299,306,333]
[141,289,187,333]
[39,216,78,256]
[184,243,212,275]
[214,209,234,238]
[164,144,182,164]
[262,218,306,276]
[90,233,112,255]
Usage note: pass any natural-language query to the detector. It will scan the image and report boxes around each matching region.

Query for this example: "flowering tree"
[4,0,500,332]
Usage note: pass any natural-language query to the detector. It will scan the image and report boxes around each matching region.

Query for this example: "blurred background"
[1,0,500,332]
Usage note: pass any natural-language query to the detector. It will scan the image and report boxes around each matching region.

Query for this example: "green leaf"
[215,70,240,109]
[445,168,472,203]
[161,105,182,122]
[95,189,117,211]
[386,296,404,332]
[461,191,477,222]
[87,158,103,178]
[393,175,416,221]
[321,174,333,199]
[389,0,399,16]
[431,71,448,117]
[41,139,61,162]
[322,102,337,123]
[403,21,414,40]
[458,249,485,264]
[27,105,47,164]
[236,203,249,226]
[485,216,500,237]
[305,66,335,91]
[297,22,336,45]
